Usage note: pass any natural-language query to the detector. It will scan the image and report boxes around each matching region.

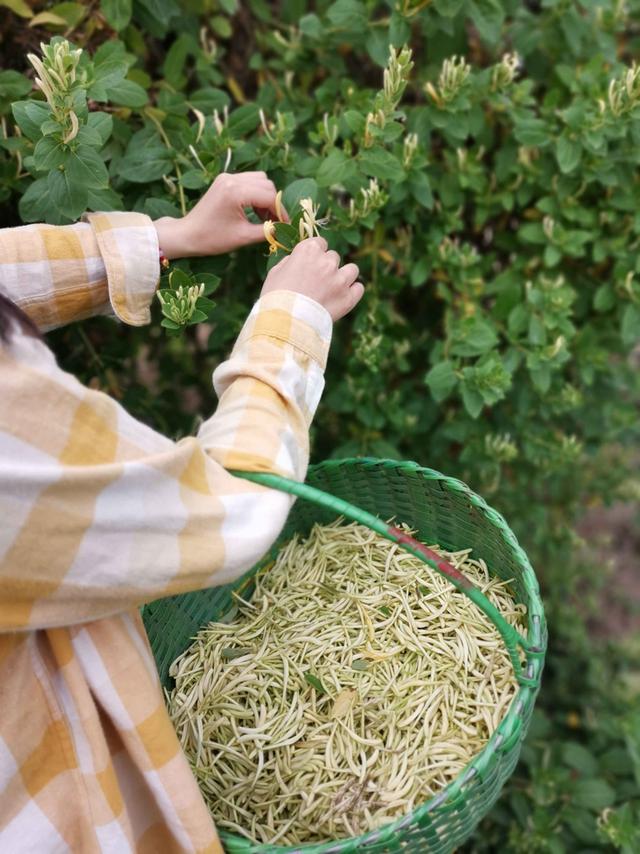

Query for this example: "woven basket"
[143,458,547,854]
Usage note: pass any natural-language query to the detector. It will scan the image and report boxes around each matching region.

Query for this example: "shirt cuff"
[82,212,160,326]
[235,290,333,370]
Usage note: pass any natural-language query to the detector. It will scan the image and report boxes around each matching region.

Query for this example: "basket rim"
[158,457,548,854]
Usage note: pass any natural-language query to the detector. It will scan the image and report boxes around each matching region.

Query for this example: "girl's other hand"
[261,237,364,322]
[153,171,288,260]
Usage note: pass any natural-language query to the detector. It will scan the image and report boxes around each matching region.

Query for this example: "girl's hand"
[261,237,364,322]
[153,171,288,260]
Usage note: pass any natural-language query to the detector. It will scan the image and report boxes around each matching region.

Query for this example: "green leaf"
[227,104,261,135]
[168,268,192,289]
[0,0,33,17]
[451,316,498,358]
[519,222,545,244]
[160,317,181,329]
[460,383,484,418]
[594,284,615,312]
[299,13,322,39]
[180,169,208,190]
[33,137,67,172]
[352,659,369,671]
[74,126,103,149]
[119,143,172,182]
[49,2,86,28]
[561,742,598,776]
[317,149,356,187]
[163,33,196,86]
[425,360,458,402]
[528,315,546,346]
[365,29,391,67]
[623,711,640,787]
[143,198,181,219]
[87,186,124,211]
[273,221,298,249]
[89,42,131,100]
[468,0,504,44]
[189,88,230,113]
[544,244,562,267]
[282,178,318,213]
[100,0,131,32]
[187,309,208,324]
[359,148,405,182]
[513,116,549,147]
[411,171,433,209]
[198,274,221,296]
[18,177,53,223]
[304,672,326,694]
[0,70,32,101]
[66,146,109,189]
[572,779,616,811]
[86,112,114,146]
[107,79,148,108]
[47,167,88,220]
[529,364,551,393]
[621,304,640,347]
[327,0,367,31]
[211,14,232,38]
[12,100,50,142]
[389,12,411,46]
[343,110,366,135]
[556,136,582,174]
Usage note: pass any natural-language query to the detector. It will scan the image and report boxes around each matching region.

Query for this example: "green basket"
[143,458,547,854]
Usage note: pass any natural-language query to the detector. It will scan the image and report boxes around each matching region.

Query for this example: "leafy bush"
[1,1,639,850]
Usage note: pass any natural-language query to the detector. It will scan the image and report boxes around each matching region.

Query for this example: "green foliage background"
[1,0,639,850]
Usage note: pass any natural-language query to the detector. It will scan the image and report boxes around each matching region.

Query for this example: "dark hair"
[0,292,41,343]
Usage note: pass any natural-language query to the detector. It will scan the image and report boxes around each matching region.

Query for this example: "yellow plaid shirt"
[0,212,332,852]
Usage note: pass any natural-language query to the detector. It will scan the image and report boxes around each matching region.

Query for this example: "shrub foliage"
[1,0,639,849]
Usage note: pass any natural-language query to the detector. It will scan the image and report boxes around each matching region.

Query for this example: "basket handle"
[230,469,539,687]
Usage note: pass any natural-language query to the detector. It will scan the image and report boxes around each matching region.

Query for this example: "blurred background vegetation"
[0,0,639,849]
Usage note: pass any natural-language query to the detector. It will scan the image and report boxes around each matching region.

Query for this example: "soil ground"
[578,503,640,640]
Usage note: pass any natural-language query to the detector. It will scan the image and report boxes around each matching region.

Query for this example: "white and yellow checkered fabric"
[0,212,332,852]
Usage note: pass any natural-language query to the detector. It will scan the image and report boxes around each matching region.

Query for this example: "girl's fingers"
[238,181,289,222]
[339,263,360,285]
[345,282,365,314]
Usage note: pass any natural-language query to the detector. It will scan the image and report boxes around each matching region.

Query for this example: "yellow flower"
[263,220,289,254]
[275,190,284,222]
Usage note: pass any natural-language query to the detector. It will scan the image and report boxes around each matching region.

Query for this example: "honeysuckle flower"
[275,190,284,222]
[491,53,520,91]
[62,111,79,144]
[425,55,470,105]
[263,220,289,254]
[403,133,419,168]
[191,109,206,143]
[348,179,387,223]
[607,62,640,116]
[299,198,321,240]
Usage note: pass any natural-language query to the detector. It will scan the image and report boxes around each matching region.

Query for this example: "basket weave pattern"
[143,458,547,854]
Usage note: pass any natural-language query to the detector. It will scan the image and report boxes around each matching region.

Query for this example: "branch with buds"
[425,55,471,107]
[27,40,84,144]
[156,269,219,335]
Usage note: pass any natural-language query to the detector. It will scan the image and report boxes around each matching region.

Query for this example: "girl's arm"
[0,212,160,330]
[0,204,363,630]
[0,172,284,331]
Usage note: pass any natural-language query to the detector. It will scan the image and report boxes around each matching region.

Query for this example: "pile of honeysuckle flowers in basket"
[167,520,526,846]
